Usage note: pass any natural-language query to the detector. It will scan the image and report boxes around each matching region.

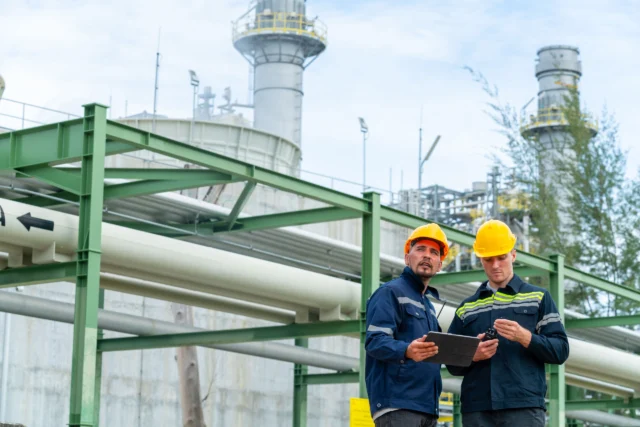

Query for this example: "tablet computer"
[424,332,480,367]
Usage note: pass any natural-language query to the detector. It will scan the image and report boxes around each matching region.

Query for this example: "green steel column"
[548,254,566,427]
[93,289,105,426]
[292,338,309,427]
[69,104,108,427]
[359,192,381,398]
[565,386,583,427]
[453,394,462,427]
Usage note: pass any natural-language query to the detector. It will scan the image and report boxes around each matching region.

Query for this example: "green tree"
[466,67,640,318]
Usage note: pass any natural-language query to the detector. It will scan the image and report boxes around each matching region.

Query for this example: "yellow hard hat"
[473,220,517,258]
[404,223,449,260]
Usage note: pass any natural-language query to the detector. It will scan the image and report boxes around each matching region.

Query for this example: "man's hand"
[494,319,532,348]
[472,333,499,362]
[405,335,439,362]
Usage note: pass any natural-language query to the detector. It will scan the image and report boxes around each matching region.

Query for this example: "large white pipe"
[1,198,640,391]
[0,198,360,316]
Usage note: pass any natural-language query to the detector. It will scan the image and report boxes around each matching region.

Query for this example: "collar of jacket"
[477,274,524,296]
[401,266,441,300]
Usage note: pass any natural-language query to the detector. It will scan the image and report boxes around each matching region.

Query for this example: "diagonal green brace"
[98,320,360,352]
[225,181,256,230]
[16,165,82,194]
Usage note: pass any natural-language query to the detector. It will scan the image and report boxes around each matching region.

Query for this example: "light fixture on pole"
[188,70,200,146]
[358,117,369,193]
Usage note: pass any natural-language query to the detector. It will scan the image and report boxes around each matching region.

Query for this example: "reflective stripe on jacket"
[446,275,569,413]
[365,266,443,417]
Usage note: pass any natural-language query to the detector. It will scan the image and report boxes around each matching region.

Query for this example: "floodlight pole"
[189,70,200,146]
[359,117,369,193]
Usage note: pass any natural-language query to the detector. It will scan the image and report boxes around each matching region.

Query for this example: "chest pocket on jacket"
[402,305,427,333]
[513,306,538,331]
[462,313,480,334]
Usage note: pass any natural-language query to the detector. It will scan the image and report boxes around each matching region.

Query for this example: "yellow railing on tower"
[233,11,328,44]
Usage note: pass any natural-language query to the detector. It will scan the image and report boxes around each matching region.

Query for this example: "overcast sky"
[2,0,639,202]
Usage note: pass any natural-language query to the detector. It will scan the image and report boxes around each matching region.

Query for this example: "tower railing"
[520,106,598,135]
[233,11,328,44]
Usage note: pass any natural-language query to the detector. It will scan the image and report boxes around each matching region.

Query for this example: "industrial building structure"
[0,3,639,427]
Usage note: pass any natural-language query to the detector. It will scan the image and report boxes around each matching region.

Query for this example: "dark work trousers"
[462,408,546,427]
[374,409,438,427]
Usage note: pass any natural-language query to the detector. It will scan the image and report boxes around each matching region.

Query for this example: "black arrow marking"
[17,213,54,232]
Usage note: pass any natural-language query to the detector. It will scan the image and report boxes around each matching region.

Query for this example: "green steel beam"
[360,192,381,398]
[565,399,640,411]
[564,266,640,304]
[214,207,362,233]
[293,337,308,427]
[97,320,360,353]
[225,181,256,230]
[105,121,371,213]
[430,267,544,286]
[69,104,108,427]
[0,262,76,288]
[102,178,236,200]
[548,254,566,427]
[16,165,82,194]
[65,167,236,181]
[301,372,359,385]
[0,119,135,170]
[453,394,462,427]
[566,314,640,329]
[93,289,105,426]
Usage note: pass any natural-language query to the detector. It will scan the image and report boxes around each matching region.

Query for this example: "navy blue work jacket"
[365,266,443,417]
[446,275,569,413]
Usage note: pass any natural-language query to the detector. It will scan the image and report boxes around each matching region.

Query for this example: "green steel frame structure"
[0,104,639,426]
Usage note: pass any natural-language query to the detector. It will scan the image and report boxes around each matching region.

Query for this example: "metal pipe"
[565,411,640,427]
[100,273,295,324]
[0,291,357,372]
[564,373,635,398]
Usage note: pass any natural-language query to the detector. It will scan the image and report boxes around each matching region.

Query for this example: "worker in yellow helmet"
[446,219,569,427]
[365,223,449,426]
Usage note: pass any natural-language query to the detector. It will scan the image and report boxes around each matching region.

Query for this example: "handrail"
[521,106,598,133]
[233,11,328,44]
